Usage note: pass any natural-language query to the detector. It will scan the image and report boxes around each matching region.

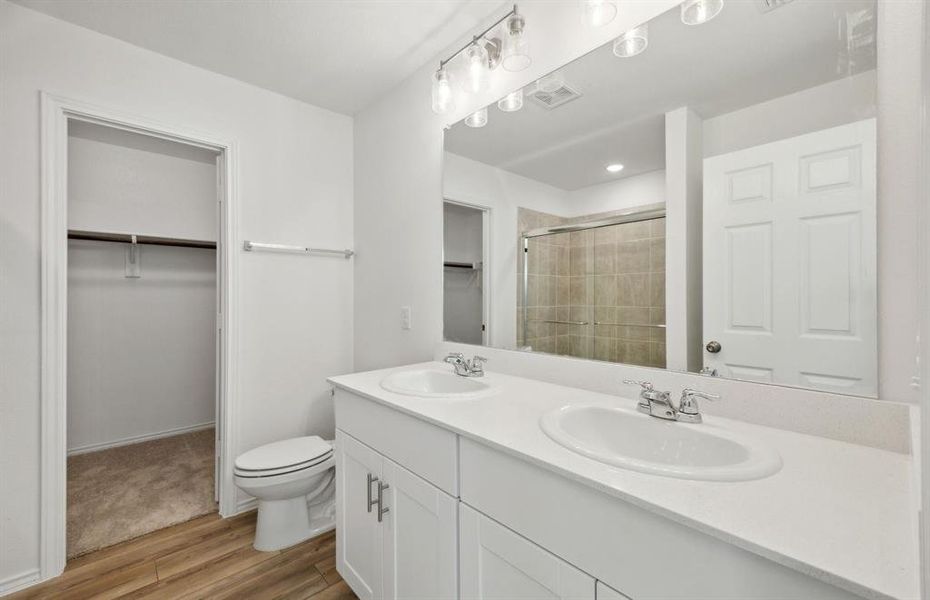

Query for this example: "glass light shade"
[501,14,531,72]
[580,0,617,27]
[613,24,648,58]
[535,70,565,94]
[498,89,524,112]
[461,42,490,94]
[464,107,488,128]
[431,68,454,115]
[680,0,724,25]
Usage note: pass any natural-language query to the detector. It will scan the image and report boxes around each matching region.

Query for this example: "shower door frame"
[38,93,241,581]
[520,203,666,350]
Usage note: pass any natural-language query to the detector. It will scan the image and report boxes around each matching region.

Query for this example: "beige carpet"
[67,428,217,558]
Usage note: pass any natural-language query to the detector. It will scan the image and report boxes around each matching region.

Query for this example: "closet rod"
[444,261,481,270]
[68,230,216,249]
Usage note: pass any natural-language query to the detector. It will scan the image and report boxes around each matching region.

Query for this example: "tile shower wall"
[518,207,666,368]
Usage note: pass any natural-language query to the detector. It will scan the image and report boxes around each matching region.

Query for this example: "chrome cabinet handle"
[377,481,390,522]
[367,473,379,513]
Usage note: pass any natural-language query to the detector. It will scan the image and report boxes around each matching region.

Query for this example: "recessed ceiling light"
[606,163,624,173]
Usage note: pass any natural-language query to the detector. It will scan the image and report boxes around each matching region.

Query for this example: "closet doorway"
[442,200,490,345]
[40,94,239,579]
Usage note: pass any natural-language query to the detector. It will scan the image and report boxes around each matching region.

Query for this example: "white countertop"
[328,362,919,600]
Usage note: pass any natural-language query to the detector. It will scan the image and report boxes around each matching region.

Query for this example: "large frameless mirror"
[442,0,878,397]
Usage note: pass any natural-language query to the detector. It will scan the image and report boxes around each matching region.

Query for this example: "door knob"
[705,340,722,353]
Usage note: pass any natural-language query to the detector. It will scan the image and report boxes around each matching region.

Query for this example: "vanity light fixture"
[498,89,524,112]
[581,0,618,27]
[501,10,531,72]
[680,0,724,25]
[606,163,625,173]
[431,68,455,115]
[434,5,528,101]
[613,24,648,58]
[465,107,489,128]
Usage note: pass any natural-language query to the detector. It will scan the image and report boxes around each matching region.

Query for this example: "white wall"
[0,0,353,587]
[665,107,703,373]
[443,152,567,349]
[67,241,216,453]
[564,170,666,217]
[876,0,923,405]
[703,70,878,158]
[68,120,219,241]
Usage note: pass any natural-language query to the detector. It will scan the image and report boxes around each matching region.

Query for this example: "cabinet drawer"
[334,388,458,495]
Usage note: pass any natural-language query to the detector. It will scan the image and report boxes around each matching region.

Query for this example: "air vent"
[758,0,794,13]
[529,82,582,110]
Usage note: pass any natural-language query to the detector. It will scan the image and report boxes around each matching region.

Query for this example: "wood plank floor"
[9,511,357,600]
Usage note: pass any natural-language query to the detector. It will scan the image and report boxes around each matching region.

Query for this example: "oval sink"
[380,369,495,399]
[540,404,782,481]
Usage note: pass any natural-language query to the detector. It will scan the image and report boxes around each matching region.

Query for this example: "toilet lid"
[235,436,332,473]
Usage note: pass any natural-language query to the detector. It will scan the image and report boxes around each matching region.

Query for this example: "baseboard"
[67,422,215,456]
[235,497,258,515]
[0,568,40,597]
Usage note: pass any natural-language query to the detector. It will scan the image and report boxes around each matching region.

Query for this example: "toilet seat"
[234,436,333,479]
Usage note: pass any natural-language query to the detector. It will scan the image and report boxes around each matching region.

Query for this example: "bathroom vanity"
[329,364,916,600]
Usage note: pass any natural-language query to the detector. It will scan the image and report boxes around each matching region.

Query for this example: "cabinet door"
[460,504,595,600]
[382,458,458,600]
[336,430,383,600]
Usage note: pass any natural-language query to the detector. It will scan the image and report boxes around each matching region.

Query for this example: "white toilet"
[234,436,336,551]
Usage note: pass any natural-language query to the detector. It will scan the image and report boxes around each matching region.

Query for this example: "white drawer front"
[334,388,458,496]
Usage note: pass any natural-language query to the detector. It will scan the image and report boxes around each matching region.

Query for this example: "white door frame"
[443,197,492,345]
[39,92,240,579]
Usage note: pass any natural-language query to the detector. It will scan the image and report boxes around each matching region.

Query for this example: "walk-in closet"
[66,120,220,557]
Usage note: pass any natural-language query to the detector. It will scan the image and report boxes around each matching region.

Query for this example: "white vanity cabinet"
[460,503,595,600]
[332,386,869,600]
[336,430,458,600]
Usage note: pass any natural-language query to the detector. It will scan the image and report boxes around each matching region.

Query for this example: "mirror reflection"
[443,0,878,397]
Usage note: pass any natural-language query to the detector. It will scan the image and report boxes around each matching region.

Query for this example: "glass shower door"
[591,218,667,367]
[520,231,578,356]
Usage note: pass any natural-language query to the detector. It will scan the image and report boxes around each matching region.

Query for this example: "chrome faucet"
[623,380,719,423]
[676,388,720,424]
[443,353,488,377]
[624,380,677,420]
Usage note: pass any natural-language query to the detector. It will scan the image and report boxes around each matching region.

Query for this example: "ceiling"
[445,0,877,191]
[13,0,506,115]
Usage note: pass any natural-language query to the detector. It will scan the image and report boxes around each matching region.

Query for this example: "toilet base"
[254,497,310,551]
[253,497,336,552]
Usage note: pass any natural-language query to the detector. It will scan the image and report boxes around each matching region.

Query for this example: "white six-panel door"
[702,119,877,396]
[459,503,595,600]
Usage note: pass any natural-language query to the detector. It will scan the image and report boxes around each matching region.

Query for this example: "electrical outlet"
[401,306,412,330]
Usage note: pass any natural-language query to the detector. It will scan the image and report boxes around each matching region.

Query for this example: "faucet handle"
[622,379,654,391]
[444,352,465,363]
[471,355,488,366]
[681,388,720,401]
[678,388,720,420]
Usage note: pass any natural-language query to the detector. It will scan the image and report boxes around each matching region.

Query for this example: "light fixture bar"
[439,4,519,69]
